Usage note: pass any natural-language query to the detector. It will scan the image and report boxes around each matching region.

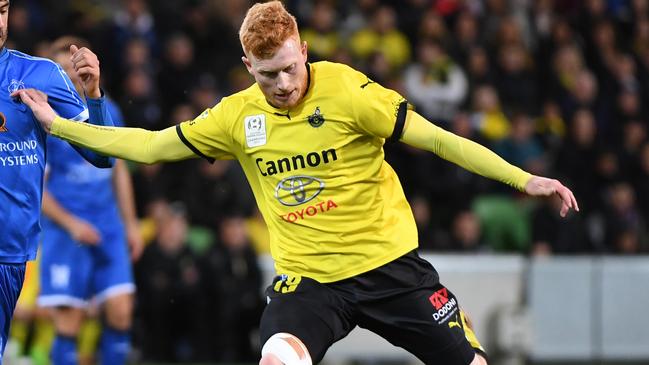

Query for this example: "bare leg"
[470,353,488,365]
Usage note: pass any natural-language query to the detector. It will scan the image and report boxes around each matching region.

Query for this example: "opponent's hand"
[11,88,57,133]
[524,175,579,217]
[67,217,101,245]
[70,44,101,98]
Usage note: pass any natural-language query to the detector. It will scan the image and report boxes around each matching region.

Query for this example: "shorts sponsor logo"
[280,199,338,222]
[429,287,458,324]
[429,287,449,310]
[448,315,462,329]
[275,175,325,206]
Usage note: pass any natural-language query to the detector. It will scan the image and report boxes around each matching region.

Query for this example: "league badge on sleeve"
[244,114,267,147]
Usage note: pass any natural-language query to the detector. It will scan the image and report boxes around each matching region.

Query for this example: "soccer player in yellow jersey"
[14,2,579,364]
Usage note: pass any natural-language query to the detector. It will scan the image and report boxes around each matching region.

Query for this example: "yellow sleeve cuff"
[51,116,68,136]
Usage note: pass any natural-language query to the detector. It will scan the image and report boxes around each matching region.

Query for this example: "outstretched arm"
[13,88,195,164]
[400,110,579,217]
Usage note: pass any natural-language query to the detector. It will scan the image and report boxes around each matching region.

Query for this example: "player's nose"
[276,73,291,92]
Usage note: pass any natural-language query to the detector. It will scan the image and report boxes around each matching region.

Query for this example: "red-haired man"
[15,2,578,364]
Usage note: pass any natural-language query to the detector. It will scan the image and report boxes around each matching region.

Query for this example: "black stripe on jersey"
[175,124,215,163]
[388,101,408,143]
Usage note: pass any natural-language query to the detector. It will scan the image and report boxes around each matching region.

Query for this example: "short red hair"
[239,1,299,59]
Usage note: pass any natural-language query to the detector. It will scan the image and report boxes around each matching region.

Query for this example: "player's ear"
[301,41,308,61]
[241,56,253,74]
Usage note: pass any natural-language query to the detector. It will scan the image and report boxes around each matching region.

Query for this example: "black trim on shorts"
[175,124,215,163]
[387,100,408,143]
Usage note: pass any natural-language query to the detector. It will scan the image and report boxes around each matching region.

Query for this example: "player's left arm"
[72,94,115,167]
[400,110,579,217]
[112,160,144,261]
[43,45,114,167]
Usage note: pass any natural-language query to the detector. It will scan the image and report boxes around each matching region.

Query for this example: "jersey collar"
[0,48,9,64]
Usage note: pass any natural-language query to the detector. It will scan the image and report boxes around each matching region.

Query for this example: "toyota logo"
[274,175,325,206]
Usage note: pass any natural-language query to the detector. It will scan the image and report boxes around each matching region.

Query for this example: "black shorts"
[260,250,486,364]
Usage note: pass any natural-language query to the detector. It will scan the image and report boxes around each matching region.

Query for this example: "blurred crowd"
[6,0,649,362]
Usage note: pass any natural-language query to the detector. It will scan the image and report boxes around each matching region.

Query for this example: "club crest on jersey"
[7,79,25,94]
[0,112,7,132]
[307,107,325,127]
[244,114,267,147]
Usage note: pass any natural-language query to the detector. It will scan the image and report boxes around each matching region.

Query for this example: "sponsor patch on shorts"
[429,287,459,324]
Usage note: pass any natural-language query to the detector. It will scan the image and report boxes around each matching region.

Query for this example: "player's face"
[0,1,9,50]
[243,37,308,109]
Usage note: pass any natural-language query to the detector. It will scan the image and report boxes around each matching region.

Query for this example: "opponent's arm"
[71,94,115,168]
[62,45,115,167]
[112,160,144,260]
[42,189,100,245]
[400,110,579,216]
[13,87,194,164]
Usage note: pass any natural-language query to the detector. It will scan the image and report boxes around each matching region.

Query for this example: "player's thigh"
[0,263,26,354]
[51,306,86,335]
[92,225,134,304]
[357,281,479,365]
[260,275,354,364]
[39,226,93,304]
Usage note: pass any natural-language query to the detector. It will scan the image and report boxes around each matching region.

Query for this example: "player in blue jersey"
[0,1,115,361]
[37,36,142,365]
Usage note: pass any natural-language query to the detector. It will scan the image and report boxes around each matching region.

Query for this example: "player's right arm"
[13,88,195,164]
[54,117,193,164]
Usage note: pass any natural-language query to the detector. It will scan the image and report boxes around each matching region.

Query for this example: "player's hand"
[126,223,144,261]
[524,175,579,217]
[67,218,101,245]
[69,45,101,99]
[11,88,57,133]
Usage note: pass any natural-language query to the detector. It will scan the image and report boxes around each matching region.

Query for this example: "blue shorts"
[0,262,26,361]
[38,221,134,308]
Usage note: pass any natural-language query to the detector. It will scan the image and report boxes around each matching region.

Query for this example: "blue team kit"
[0,46,88,359]
[0,47,132,357]
[39,101,134,308]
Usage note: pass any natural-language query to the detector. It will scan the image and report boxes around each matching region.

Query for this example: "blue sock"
[51,334,77,365]
[99,326,130,365]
